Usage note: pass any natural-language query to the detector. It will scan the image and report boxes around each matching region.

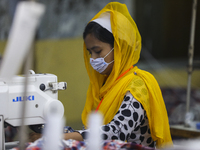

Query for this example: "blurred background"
[0,0,200,142]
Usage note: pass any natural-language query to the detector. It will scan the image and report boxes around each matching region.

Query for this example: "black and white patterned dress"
[78,91,155,148]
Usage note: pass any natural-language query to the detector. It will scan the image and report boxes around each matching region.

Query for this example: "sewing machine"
[0,70,66,149]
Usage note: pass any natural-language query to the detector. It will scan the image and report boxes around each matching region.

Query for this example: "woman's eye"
[87,50,101,55]
[88,51,91,55]
[96,51,101,54]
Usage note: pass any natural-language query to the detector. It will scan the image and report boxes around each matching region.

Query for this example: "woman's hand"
[64,132,83,141]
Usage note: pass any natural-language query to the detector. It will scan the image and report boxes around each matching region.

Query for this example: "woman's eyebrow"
[87,46,100,51]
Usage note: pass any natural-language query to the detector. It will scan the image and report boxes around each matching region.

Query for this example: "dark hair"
[83,22,114,47]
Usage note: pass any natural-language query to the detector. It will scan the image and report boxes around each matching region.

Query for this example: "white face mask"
[90,48,114,73]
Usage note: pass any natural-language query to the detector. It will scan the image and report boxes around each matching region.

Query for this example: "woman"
[64,2,173,148]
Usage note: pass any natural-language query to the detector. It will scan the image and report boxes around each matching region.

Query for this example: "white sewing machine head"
[0,70,66,129]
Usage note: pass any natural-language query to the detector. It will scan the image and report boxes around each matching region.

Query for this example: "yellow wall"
[147,68,200,89]
[34,37,89,128]
[0,41,6,54]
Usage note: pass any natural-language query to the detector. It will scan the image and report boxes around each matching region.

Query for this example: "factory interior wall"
[0,38,200,130]
[34,37,89,129]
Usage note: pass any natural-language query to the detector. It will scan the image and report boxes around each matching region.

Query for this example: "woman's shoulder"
[128,75,146,88]
[126,75,149,102]
[123,91,144,109]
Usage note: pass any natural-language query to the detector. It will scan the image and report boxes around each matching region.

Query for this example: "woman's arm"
[79,91,145,141]
[64,132,83,141]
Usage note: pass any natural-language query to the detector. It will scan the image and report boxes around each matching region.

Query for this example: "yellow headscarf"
[81,2,173,148]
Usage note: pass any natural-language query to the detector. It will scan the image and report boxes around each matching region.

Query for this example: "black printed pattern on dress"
[78,91,155,148]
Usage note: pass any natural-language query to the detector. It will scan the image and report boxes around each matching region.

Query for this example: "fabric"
[92,11,112,33]
[11,139,155,150]
[79,91,155,147]
[81,2,172,148]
